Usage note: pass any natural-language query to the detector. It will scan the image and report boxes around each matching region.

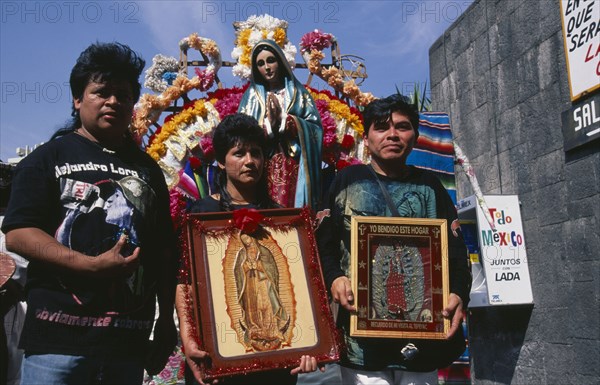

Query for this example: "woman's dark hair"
[52,42,145,139]
[362,94,420,138]
[212,113,277,211]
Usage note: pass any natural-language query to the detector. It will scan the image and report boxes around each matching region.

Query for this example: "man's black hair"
[52,42,145,139]
[362,94,420,138]
[212,113,277,211]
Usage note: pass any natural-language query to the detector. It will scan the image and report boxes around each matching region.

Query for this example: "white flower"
[283,42,297,70]
[231,46,243,60]
[232,64,251,80]
[231,14,296,80]
[144,54,180,93]
[178,37,190,51]
[249,30,262,46]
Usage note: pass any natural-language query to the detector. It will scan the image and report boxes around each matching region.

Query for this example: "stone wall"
[429,0,599,384]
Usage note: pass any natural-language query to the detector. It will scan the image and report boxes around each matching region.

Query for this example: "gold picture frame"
[350,216,450,339]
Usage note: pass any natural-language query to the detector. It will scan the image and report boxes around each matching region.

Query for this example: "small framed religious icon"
[182,208,339,380]
[349,216,450,339]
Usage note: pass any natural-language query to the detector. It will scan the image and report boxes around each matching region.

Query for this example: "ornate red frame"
[182,208,339,380]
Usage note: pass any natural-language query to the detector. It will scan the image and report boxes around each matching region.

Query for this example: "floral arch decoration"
[179,33,223,90]
[134,17,485,223]
[300,30,376,107]
[132,15,378,232]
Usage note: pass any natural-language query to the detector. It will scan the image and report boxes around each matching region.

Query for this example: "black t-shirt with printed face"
[2,133,174,356]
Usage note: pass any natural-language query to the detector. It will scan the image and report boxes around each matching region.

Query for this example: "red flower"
[347,156,362,166]
[148,125,162,146]
[163,113,175,124]
[336,159,351,171]
[188,156,202,170]
[233,208,264,234]
[341,134,355,151]
[182,99,199,111]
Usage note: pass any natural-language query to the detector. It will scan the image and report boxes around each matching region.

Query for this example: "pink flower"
[233,208,264,234]
[347,156,362,166]
[168,353,183,368]
[158,367,174,380]
[211,89,245,119]
[323,132,337,148]
[315,99,329,112]
[207,84,247,100]
[194,68,216,91]
[320,111,337,135]
[199,135,215,161]
[300,30,333,53]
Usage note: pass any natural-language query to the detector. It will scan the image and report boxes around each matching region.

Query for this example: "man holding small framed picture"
[317,94,471,385]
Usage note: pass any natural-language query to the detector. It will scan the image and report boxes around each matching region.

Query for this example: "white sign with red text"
[559,0,600,101]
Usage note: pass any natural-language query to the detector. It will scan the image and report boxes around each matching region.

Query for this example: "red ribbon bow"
[232,208,264,234]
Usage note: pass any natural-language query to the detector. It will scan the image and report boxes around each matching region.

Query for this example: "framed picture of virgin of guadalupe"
[350,216,450,340]
[182,207,339,380]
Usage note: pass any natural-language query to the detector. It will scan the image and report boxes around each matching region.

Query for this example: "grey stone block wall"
[429,0,600,384]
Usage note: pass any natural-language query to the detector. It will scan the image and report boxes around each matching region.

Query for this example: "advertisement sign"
[559,0,600,101]
[457,195,533,306]
[476,195,533,305]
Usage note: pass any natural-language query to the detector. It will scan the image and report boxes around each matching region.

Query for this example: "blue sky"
[0,0,474,162]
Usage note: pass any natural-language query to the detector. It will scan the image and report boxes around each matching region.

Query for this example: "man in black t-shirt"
[1,42,177,384]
